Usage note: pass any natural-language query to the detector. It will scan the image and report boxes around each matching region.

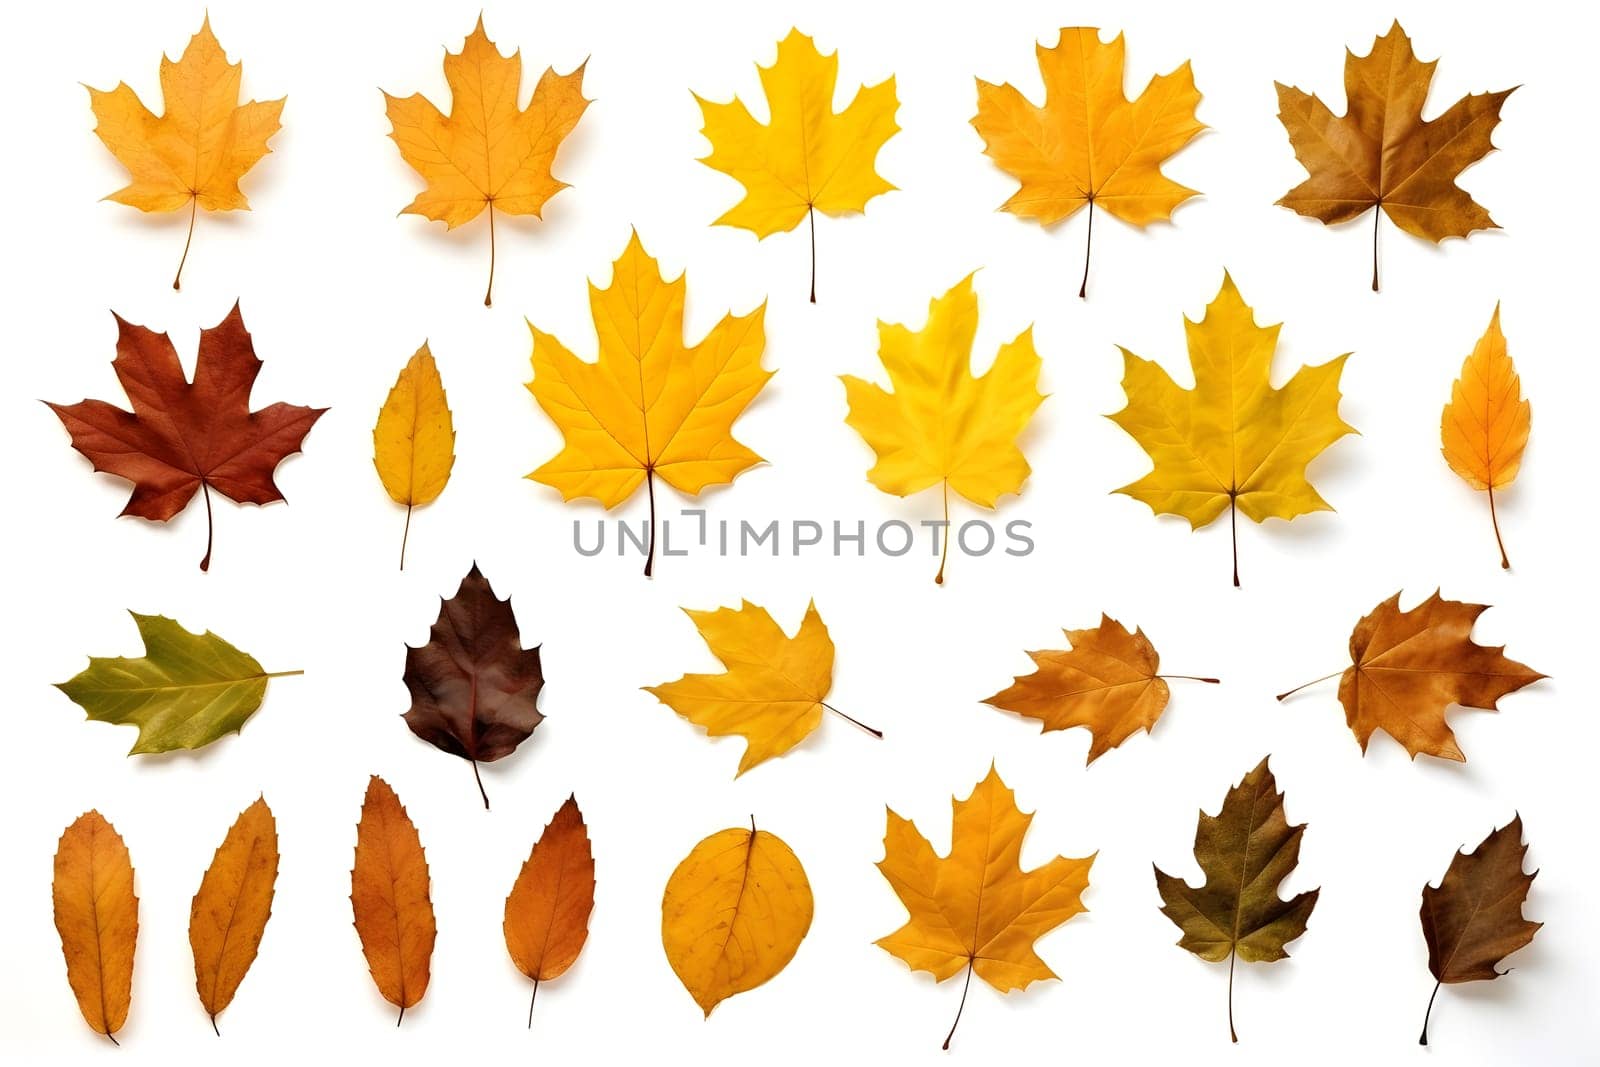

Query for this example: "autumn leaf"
[1277,590,1544,761]
[504,794,595,1026]
[645,599,879,776]
[373,344,456,570]
[56,612,301,754]
[1275,21,1515,291]
[52,811,138,1044]
[383,16,589,306]
[526,231,771,575]
[1154,756,1318,1043]
[984,615,1217,764]
[973,27,1203,298]
[191,797,278,1034]
[1418,815,1540,1046]
[876,765,1094,1049]
[88,16,284,289]
[1109,272,1354,586]
[842,274,1043,584]
[696,28,898,302]
[403,564,544,808]
[351,776,436,1024]
[47,303,326,571]
[662,819,812,1016]
[1441,305,1530,570]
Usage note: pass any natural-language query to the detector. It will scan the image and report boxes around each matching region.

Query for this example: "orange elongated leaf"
[52,811,138,1044]
[504,795,596,1026]
[190,797,278,1033]
[351,777,436,1023]
[1441,305,1530,569]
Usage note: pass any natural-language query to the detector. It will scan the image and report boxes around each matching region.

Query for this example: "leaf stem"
[210,1013,221,1037]
[484,200,497,307]
[1275,671,1342,702]
[200,480,215,572]
[527,977,540,1029]
[1371,206,1381,293]
[263,670,305,679]
[104,1031,120,1047]
[400,503,413,571]
[1227,947,1238,1043]
[470,759,489,810]
[807,203,817,304]
[1488,485,1510,570]
[934,479,950,586]
[819,701,883,739]
[1156,675,1221,684]
[174,196,197,290]
[1229,493,1239,588]
[396,1004,405,1027]
[942,957,974,1050]
[1078,197,1095,300]
[1419,980,1441,1045]
[643,466,657,578]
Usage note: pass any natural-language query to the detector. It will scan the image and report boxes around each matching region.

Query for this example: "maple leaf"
[645,599,879,777]
[52,811,138,1044]
[526,231,771,576]
[1109,272,1354,586]
[88,17,284,289]
[1277,590,1545,761]
[402,564,545,808]
[984,615,1217,764]
[191,797,278,1035]
[56,612,302,755]
[383,16,589,306]
[1275,21,1515,291]
[47,303,326,571]
[373,344,456,570]
[973,27,1203,298]
[504,794,596,1026]
[662,818,813,1017]
[1441,305,1530,569]
[842,274,1043,584]
[1154,756,1318,1044]
[351,776,436,1024]
[1417,815,1541,1046]
[876,765,1094,1049]
[696,28,898,302]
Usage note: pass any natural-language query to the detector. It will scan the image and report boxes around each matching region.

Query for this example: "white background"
[1,0,1593,1064]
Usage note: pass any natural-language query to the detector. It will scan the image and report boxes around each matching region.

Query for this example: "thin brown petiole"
[470,759,489,810]
[1488,485,1510,570]
[484,200,497,307]
[1156,674,1221,684]
[399,503,413,571]
[807,203,817,304]
[1229,493,1240,588]
[1078,197,1095,299]
[1227,947,1239,1043]
[527,978,540,1028]
[942,957,975,1050]
[1419,979,1441,1045]
[643,467,657,577]
[934,479,951,585]
[820,701,883,739]
[199,480,215,572]
[1370,206,1381,293]
[1275,671,1342,702]
[174,195,198,290]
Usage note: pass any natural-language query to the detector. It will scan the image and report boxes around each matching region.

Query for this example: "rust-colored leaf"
[503,794,596,1026]
[190,797,278,1033]
[52,811,138,1044]
[351,776,436,1023]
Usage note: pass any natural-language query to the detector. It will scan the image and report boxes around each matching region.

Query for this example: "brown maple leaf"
[403,564,544,808]
[47,303,325,571]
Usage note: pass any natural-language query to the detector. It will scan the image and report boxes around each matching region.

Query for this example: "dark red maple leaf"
[404,564,545,809]
[46,302,325,571]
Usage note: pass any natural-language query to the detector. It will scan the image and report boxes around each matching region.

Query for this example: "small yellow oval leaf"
[374,344,455,569]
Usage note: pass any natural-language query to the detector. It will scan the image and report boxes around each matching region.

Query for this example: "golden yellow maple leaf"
[876,765,1094,1049]
[526,232,771,576]
[1440,305,1530,569]
[1109,273,1355,586]
[383,16,590,306]
[373,345,456,571]
[973,27,1203,298]
[696,28,898,302]
[88,16,284,289]
[841,275,1043,584]
[645,600,879,777]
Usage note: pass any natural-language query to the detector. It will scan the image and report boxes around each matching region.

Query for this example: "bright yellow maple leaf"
[373,344,456,571]
[842,275,1043,584]
[526,232,771,576]
[87,16,284,289]
[973,28,1203,298]
[1109,273,1355,586]
[696,28,898,302]
[383,16,590,306]
[645,600,879,776]
[876,765,1095,1049]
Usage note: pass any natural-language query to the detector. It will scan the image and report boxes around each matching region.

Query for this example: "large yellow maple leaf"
[696,29,898,302]
[841,275,1043,584]
[526,232,770,576]
[383,16,590,306]
[973,27,1203,298]
[88,16,284,289]
[876,765,1094,1049]
[1109,273,1354,586]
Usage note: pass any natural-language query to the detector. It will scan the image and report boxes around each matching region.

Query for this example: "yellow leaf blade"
[53,812,138,1041]
[374,344,456,508]
[1442,305,1530,492]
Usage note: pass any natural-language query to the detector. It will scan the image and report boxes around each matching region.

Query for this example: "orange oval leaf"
[351,776,436,1023]
[52,811,138,1043]
[190,797,278,1032]
[503,795,595,1025]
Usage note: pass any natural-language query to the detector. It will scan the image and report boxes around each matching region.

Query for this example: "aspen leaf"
[190,797,278,1034]
[661,820,812,1017]
[383,16,589,306]
[52,811,138,1044]
[841,274,1043,585]
[696,28,898,302]
[1109,272,1354,586]
[973,27,1203,298]
[1154,757,1317,1043]
[526,231,771,576]
[87,16,284,288]
[504,795,596,1026]
[1275,21,1515,291]
[373,344,456,570]
[645,599,879,777]
[351,776,436,1024]
[1277,590,1544,761]
[1441,305,1530,569]
[876,765,1094,1049]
